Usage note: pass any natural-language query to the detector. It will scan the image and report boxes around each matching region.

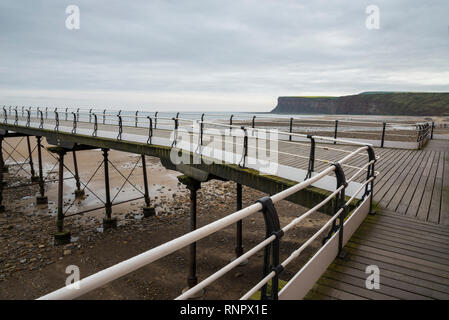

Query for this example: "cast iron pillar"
[102,148,117,230]
[72,149,85,198]
[179,175,203,298]
[26,136,38,182]
[236,183,243,257]
[0,136,5,212]
[141,155,155,217]
[54,150,70,245]
[35,136,48,204]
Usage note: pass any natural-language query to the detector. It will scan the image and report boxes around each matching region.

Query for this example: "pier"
[0,106,447,300]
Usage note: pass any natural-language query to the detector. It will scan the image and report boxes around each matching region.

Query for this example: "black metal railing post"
[54,111,59,132]
[200,113,205,146]
[333,163,347,258]
[103,109,106,124]
[71,112,77,134]
[333,120,338,144]
[154,111,158,129]
[117,115,123,140]
[252,115,256,129]
[147,116,153,144]
[239,126,248,167]
[289,118,293,141]
[256,196,284,300]
[381,122,386,148]
[38,110,43,129]
[364,146,376,215]
[2,107,7,124]
[431,121,435,139]
[14,107,18,126]
[305,135,315,180]
[26,110,30,127]
[92,114,98,137]
[135,111,139,127]
[89,108,92,123]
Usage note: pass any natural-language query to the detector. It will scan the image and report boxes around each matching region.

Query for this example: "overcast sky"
[0,0,448,112]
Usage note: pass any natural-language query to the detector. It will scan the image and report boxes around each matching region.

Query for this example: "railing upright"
[333,163,347,258]
[289,118,293,142]
[147,116,153,144]
[381,122,386,148]
[430,121,435,140]
[333,120,338,145]
[256,196,283,300]
[92,114,98,137]
[305,135,315,180]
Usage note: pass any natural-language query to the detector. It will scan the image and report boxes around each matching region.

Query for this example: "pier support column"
[233,183,248,266]
[0,137,5,212]
[179,175,204,298]
[72,149,85,198]
[54,150,70,245]
[102,148,117,230]
[35,136,48,205]
[26,136,38,182]
[141,155,155,217]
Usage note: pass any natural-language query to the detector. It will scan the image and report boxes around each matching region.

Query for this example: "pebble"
[63,250,72,256]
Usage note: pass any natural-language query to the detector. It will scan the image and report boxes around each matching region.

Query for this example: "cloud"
[0,0,448,112]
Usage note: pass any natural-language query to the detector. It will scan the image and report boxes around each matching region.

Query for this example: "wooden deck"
[305,140,449,300]
[305,210,449,300]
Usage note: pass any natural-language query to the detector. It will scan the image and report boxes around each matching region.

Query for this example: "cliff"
[271,92,449,116]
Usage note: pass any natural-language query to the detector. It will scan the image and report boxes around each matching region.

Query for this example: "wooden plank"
[361,220,449,243]
[380,151,424,208]
[375,150,417,203]
[406,151,436,218]
[428,152,444,224]
[385,151,427,211]
[325,266,432,299]
[305,284,363,300]
[349,235,449,265]
[365,215,449,237]
[347,253,449,287]
[345,244,449,278]
[354,226,449,255]
[441,152,449,226]
[332,260,449,299]
[417,151,441,221]
[317,275,398,300]
[377,210,449,231]
[396,151,433,214]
